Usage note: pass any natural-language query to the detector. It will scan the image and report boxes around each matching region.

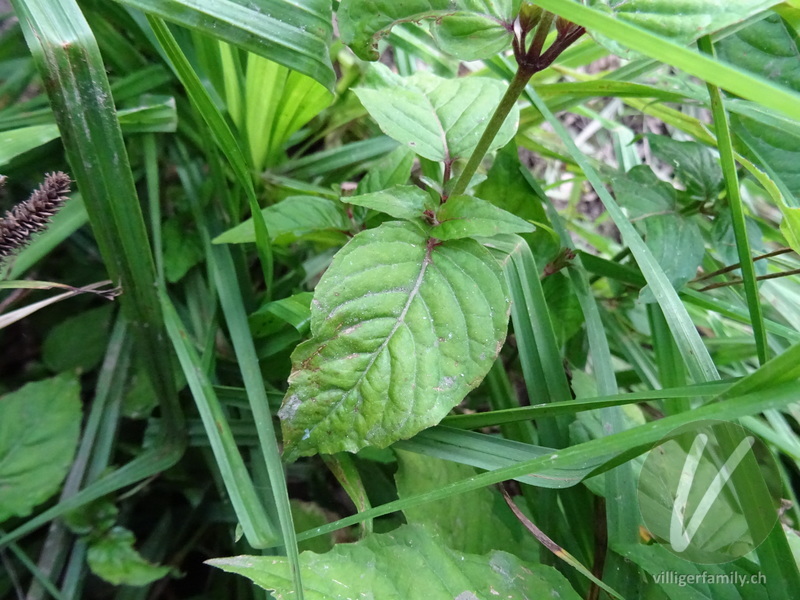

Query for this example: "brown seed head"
[0,172,72,259]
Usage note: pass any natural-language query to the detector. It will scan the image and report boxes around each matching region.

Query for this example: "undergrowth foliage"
[1,1,800,599]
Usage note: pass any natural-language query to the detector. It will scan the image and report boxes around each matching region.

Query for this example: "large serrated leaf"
[0,375,81,523]
[279,221,510,459]
[354,65,519,162]
[208,524,581,600]
[338,0,520,61]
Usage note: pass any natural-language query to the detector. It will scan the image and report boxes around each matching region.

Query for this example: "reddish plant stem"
[449,17,585,198]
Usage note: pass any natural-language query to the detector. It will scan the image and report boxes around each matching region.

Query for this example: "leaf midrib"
[314,238,435,436]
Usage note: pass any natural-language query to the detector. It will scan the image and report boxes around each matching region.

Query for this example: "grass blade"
[698,35,768,366]
[113,0,335,91]
[12,0,183,430]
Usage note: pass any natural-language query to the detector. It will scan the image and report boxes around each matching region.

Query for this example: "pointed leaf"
[433,194,535,240]
[474,141,560,261]
[345,185,437,220]
[613,165,676,218]
[208,525,581,600]
[431,10,516,60]
[643,134,724,202]
[616,543,768,600]
[612,166,705,299]
[354,65,519,162]
[279,221,510,459]
[534,0,800,125]
[640,214,705,301]
[214,196,350,245]
[87,526,171,586]
[356,146,416,195]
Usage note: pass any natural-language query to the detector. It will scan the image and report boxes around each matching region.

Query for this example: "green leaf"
[732,111,800,202]
[431,10,516,61]
[0,123,59,166]
[534,0,800,124]
[643,134,724,202]
[338,0,520,61]
[213,196,351,245]
[433,194,535,240]
[250,292,314,338]
[354,65,519,162]
[356,146,416,194]
[394,450,537,557]
[542,273,583,347]
[474,142,548,223]
[587,0,780,56]
[474,141,560,261]
[42,304,114,373]
[396,426,593,488]
[780,206,800,253]
[614,165,706,293]
[63,497,119,537]
[114,0,335,91]
[122,370,159,419]
[0,375,81,523]
[642,214,705,296]
[244,55,333,169]
[290,500,335,554]
[162,218,204,282]
[0,98,176,167]
[87,526,171,586]
[717,12,800,201]
[613,164,675,217]
[616,543,768,600]
[345,185,437,221]
[718,12,800,92]
[711,212,766,272]
[279,221,510,459]
[208,524,581,600]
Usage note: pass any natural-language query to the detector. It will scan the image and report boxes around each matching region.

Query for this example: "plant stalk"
[450,16,584,198]
[450,68,533,197]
